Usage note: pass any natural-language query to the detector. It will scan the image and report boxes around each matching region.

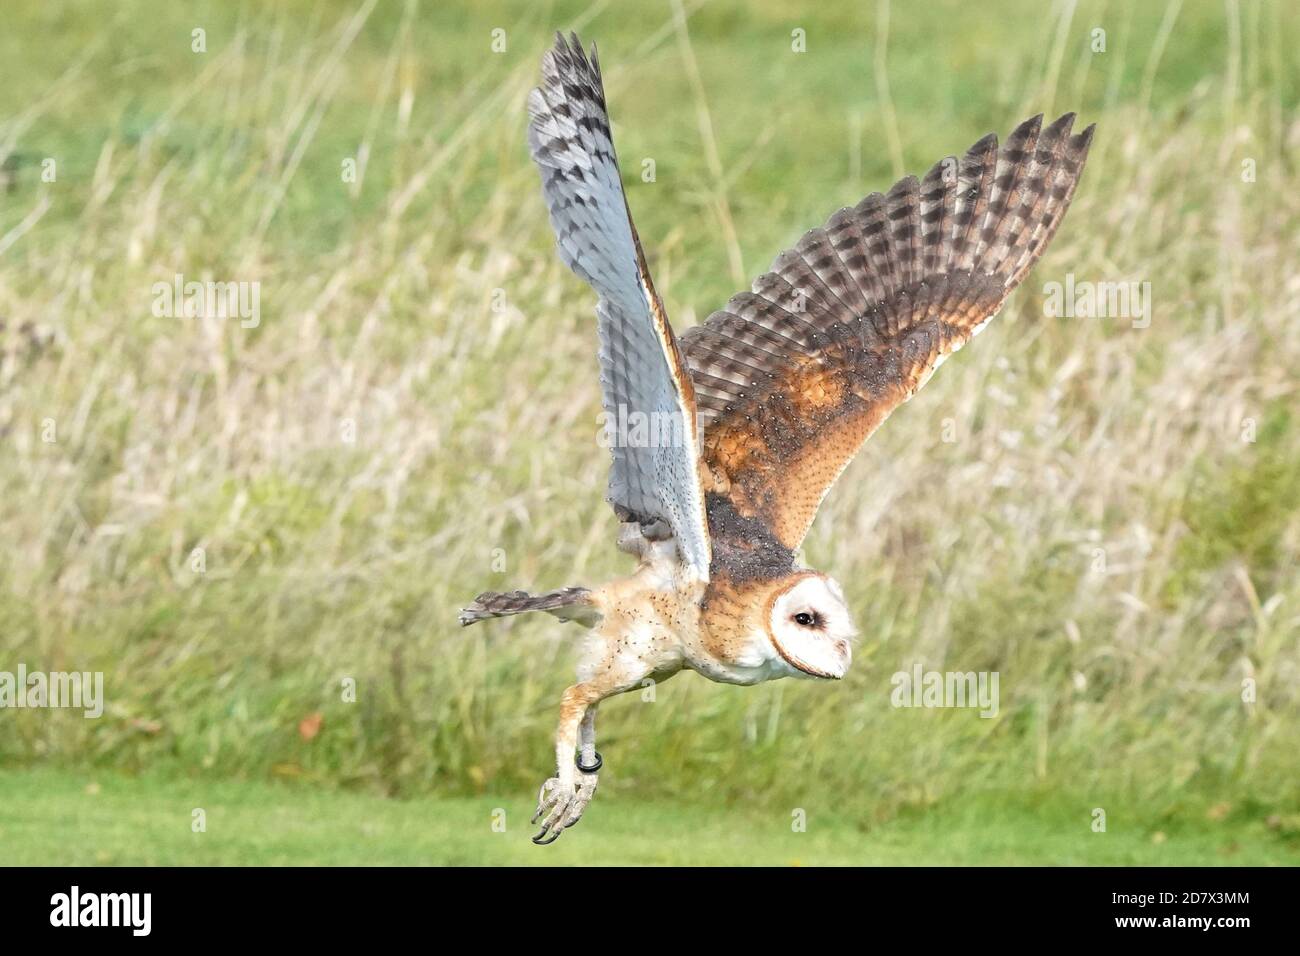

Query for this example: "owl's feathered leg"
[531,681,610,844]
[531,657,663,844]
[529,569,687,844]
[577,704,599,770]
[564,705,601,828]
[531,705,601,841]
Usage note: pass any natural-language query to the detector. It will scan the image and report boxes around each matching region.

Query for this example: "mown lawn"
[1,768,1294,866]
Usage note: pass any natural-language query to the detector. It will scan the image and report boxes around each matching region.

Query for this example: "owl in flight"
[460,32,1094,844]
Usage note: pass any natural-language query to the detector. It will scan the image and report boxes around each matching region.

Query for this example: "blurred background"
[0,0,1296,864]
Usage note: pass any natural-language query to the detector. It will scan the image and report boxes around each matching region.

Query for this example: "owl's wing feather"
[527,33,711,578]
[683,113,1094,550]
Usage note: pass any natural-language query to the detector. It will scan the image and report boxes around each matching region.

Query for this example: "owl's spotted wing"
[683,113,1095,551]
[527,33,711,578]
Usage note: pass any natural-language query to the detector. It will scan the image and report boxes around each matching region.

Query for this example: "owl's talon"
[563,773,598,828]
[530,771,598,844]
[531,828,563,846]
[531,776,572,843]
[531,778,556,825]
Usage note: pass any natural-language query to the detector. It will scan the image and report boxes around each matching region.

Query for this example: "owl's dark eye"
[793,612,815,627]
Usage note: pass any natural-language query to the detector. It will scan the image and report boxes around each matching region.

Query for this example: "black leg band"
[576,750,602,774]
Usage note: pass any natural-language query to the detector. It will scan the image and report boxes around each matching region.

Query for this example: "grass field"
[1,0,1297,865]
[3,767,1296,865]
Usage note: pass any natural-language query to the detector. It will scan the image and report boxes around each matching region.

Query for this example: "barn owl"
[460,32,1094,844]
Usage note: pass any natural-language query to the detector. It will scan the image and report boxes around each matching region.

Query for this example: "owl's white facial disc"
[767,574,855,679]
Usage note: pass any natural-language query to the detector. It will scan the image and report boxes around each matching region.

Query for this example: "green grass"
[0,0,1297,865]
[2,767,1295,865]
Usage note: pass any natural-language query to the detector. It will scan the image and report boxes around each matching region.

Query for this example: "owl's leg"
[531,681,611,844]
[577,703,599,768]
[564,704,601,829]
[531,618,680,844]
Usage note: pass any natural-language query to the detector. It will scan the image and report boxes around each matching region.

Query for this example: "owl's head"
[765,571,855,680]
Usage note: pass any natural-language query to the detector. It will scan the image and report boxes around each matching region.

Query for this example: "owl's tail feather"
[458,587,599,628]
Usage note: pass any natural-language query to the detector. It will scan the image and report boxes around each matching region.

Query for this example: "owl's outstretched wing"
[682,113,1095,551]
[527,33,711,578]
